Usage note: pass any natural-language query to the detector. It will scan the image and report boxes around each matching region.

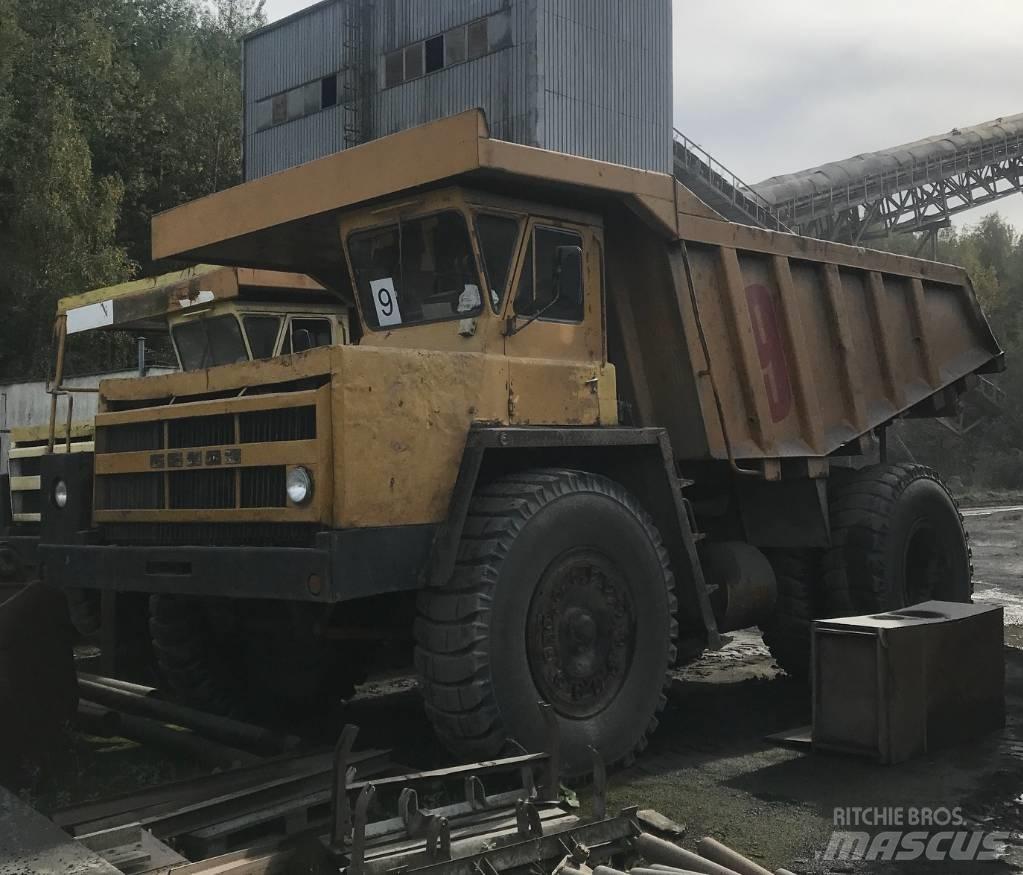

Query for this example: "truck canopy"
[150,110,1003,463]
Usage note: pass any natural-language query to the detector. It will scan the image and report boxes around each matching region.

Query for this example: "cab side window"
[475,214,520,312]
[244,316,282,360]
[290,318,333,353]
[513,227,584,323]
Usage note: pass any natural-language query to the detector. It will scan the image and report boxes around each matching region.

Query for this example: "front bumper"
[38,525,436,603]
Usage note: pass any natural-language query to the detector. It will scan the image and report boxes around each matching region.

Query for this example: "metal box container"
[813,601,1004,763]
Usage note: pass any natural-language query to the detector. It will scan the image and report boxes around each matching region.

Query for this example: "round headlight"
[54,479,69,509]
[286,467,313,505]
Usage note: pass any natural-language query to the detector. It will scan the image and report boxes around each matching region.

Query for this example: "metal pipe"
[78,675,300,755]
[696,838,773,875]
[112,710,259,769]
[46,315,67,453]
[638,834,742,875]
[632,868,709,875]
[65,392,74,454]
[76,700,120,737]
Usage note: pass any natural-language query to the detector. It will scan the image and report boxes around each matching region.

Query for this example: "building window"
[321,74,338,108]
[384,49,404,89]
[382,10,512,90]
[425,34,444,73]
[255,69,345,132]
[467,19,488,60]
[404,41,424,79]
[445,26,466,65]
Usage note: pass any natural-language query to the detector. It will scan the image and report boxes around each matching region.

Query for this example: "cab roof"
[58,266,326,334]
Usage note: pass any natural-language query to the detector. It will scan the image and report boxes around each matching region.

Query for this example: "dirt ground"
[11,505,1023,873]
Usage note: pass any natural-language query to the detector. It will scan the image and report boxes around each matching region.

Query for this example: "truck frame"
[38,111,1003,772]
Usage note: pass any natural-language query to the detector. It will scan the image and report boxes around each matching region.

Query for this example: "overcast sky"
[261,0,1023,230]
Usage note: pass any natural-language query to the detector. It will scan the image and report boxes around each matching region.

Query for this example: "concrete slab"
[0,784,121,875]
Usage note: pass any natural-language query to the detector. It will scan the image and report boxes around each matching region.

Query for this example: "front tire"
[414,469,678,775]
[149,596,366,719]
[823,463,972,615]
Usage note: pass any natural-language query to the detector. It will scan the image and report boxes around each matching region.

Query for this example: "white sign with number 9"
[370,277,402,327]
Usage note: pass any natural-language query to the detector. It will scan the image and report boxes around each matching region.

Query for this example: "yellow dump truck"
[1,266,335,630]
[38,112,1002,771]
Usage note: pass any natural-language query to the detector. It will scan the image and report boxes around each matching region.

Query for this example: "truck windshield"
[172,315,249,371]
[347,211,482,330]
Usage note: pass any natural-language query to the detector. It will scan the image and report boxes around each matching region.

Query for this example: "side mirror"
[292,328,313,353]
[547,244,582,311]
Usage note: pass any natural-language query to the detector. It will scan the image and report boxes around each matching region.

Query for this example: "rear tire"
[823,463,972,615]
[414,469,678,776]
[758,550,821,680]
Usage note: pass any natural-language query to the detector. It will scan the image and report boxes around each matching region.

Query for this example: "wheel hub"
[526,550,635,718]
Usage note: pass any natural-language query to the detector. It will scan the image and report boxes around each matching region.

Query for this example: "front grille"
[100,522,319,547]
[168,414,234,449]
[99,406,316,456]
[94,398,319,513]
[169,469,235,509]
[241,467,286,508]
[99,421,163,453]
[96,473,164,510]
[240,407,316,443]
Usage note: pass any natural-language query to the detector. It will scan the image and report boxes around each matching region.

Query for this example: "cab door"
[503,219,615,425]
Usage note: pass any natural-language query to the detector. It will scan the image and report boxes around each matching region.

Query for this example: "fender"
[428,425,721,651]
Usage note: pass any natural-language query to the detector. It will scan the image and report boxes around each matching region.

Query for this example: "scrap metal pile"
[4,701,795,875]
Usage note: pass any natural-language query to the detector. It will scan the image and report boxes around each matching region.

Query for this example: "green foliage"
[0,0,264,380]
[881,214,1023,490]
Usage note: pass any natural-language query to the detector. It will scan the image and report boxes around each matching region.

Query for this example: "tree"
[0,0,264,380]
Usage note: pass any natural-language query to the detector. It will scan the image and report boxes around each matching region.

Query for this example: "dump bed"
[606,216,1002,462]
[149,111,1002,464]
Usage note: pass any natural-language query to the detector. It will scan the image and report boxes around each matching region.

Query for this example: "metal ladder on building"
[340,0,364,149]
[672,130,791,232]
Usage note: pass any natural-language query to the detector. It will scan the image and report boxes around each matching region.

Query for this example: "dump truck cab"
[2,267,334,627]
[39,111,1003,772]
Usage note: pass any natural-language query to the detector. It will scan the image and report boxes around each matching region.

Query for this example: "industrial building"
[242,0,673,180]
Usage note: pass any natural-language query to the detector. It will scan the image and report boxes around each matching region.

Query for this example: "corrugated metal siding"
[537,0,671,172]
[374,1,538,146]
[243,0,672,178]
[244,0,347,101]
[376,0,508,49]
[246,105,346,181]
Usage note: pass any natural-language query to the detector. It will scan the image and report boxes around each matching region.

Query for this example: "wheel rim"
[525,549,636,718]
[903,521,949,604]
